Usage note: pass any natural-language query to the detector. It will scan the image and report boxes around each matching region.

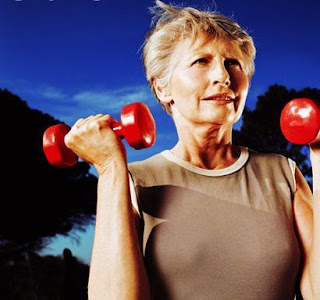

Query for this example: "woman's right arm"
[88,161,150,299]
[64,114,150,299]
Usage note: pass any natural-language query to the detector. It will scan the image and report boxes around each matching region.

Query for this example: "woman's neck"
[170,122,240,170]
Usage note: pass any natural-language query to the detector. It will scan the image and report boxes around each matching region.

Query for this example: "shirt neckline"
[161,146,249,177]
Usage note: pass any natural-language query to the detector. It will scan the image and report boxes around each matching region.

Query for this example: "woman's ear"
[153,79,172,104]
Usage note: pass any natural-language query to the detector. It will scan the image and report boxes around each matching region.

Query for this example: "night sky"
[1,0,319,263]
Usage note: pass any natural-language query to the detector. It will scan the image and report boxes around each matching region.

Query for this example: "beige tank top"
[128,147,301,299]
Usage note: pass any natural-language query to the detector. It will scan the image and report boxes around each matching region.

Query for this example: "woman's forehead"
[175,33,243,58]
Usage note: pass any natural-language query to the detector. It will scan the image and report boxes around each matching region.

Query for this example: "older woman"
[65,1,319,299]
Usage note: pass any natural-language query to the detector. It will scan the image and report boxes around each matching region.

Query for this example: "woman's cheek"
[175,69,204,94]
[190,68,207,81]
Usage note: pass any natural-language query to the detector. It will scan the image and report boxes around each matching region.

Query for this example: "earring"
[170,100,174,105]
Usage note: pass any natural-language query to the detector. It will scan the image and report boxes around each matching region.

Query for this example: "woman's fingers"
[74,117,85,128]
[74,114,116,131]
[63,112,129,174]
[64,113,124,161]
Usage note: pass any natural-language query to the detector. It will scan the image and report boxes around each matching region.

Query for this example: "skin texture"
[295,145,320,300]
[65,33,319,299]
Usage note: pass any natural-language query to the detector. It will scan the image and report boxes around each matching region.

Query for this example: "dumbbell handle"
[111,121,125,138]
[280,98,320,145]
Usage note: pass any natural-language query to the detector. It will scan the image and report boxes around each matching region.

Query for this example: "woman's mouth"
[202,93,235,104]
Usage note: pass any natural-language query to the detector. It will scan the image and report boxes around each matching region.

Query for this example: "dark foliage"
[0,89,98,257]
[0,250,89,299]
[233,84,320,186]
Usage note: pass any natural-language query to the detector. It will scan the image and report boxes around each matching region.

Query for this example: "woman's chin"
[200,112,238,126]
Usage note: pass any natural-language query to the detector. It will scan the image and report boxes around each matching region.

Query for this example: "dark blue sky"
[1,0,319,263]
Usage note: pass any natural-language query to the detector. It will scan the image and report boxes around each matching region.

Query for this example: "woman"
[65,1,319,299]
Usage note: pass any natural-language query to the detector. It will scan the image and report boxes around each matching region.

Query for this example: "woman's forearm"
[309,149,320,299]
[88,162,150,299]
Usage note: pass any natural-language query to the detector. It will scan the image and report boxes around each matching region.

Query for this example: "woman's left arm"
[294,144,320,300]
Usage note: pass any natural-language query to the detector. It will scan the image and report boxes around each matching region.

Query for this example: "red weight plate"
[43,124,78,168]
[280,98,320,145]
[120,102,156,149]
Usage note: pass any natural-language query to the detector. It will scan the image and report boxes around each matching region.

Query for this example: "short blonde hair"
[143,0,256,114]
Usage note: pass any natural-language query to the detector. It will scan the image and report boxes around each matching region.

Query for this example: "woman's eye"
[192,58,209,65]
[225,59,241,68]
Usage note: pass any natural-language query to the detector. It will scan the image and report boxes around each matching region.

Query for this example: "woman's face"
[158,34,250,127]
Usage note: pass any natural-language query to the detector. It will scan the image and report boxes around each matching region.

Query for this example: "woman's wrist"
[94,154,128,177]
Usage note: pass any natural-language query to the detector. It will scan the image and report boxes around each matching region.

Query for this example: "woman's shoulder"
[129,152,167,172]
[128,152,172,186]
[247,148,294,165]
[246,147,296,186]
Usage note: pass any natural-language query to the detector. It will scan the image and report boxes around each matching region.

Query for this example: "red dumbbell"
[43,102,156,168]
[280,98,320,145]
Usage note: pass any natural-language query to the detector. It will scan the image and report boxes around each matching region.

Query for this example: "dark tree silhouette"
[233,84,320,186]
[0,89,98,258]
[62,248,87,300]
[0,251,89,299]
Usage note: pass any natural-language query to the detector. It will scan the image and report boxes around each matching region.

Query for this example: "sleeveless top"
[128,147,301,300]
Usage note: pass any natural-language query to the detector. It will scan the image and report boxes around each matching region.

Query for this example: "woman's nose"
[210,61,231,87]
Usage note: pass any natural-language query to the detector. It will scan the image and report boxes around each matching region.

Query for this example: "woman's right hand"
[64,114,127,175]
